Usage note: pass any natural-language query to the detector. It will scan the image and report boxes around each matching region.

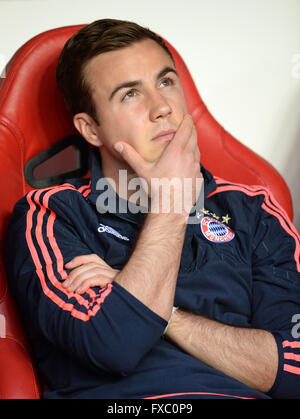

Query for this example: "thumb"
[114,141,146,175]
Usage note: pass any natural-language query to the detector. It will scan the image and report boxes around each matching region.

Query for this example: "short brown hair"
[56,18,174,124]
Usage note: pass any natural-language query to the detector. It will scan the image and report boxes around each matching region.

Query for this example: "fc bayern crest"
[200,216,235,243]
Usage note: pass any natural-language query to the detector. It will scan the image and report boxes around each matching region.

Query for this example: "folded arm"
[165,309,278,392]
[166,189,300,398]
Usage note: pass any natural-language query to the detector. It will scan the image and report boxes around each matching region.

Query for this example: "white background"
[0,0,299,229]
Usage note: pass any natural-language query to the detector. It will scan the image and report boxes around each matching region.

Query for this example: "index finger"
[113,141,149,176]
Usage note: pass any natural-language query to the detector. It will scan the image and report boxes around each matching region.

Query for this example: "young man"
[5,19,300,399]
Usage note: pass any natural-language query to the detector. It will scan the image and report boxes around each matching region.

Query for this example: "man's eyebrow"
[156,66,178,80]
[109,66,178,101]
[109,80,141,101]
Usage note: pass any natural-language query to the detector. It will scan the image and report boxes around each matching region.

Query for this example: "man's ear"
[73,113,103,147]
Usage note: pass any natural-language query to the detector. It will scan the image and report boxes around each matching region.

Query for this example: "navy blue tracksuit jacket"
[5,148,300,399]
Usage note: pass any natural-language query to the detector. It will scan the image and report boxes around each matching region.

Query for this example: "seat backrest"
[0,25,293,398]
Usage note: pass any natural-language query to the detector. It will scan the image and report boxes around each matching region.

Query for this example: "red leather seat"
[0,25,293,399]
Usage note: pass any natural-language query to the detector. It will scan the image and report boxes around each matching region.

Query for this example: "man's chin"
[142,144,169,163]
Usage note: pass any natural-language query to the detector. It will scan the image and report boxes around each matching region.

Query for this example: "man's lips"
[151,130,176,142]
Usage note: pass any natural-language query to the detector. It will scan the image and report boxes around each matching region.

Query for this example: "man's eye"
[122,89,137,101]
[159,77,174,88]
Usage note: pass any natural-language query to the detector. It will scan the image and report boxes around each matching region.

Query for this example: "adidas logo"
[98,223,130,241]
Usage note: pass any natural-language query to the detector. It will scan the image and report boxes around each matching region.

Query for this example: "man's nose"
[149,91,172,121]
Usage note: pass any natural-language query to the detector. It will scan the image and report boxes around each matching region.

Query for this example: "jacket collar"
[88,147,217,224]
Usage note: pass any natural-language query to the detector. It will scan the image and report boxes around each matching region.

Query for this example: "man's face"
[83,39,188,165]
